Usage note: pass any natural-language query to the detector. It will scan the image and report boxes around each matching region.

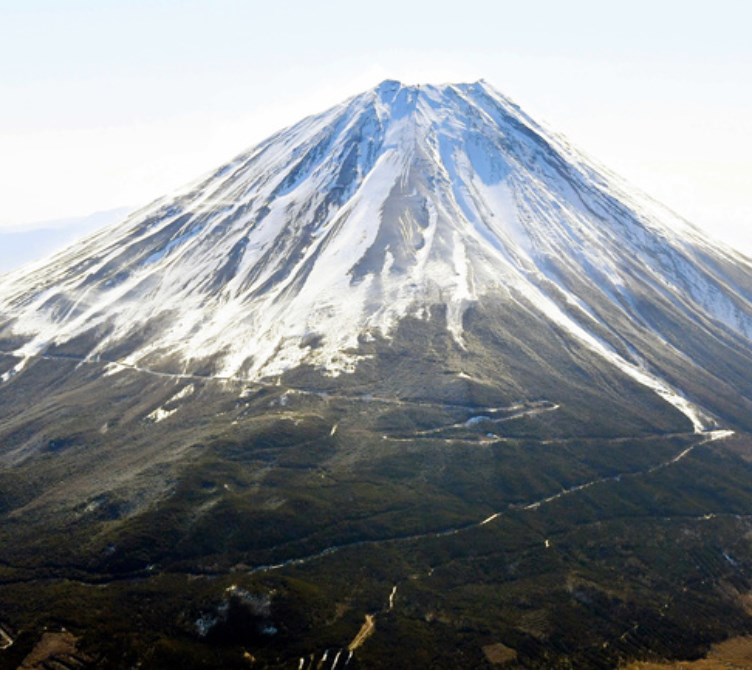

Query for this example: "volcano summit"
[1,81,752,668]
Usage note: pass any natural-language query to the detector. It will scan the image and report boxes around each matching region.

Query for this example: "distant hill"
[0,207,131,273]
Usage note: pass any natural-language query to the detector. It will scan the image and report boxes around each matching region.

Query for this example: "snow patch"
[146,407,177,423]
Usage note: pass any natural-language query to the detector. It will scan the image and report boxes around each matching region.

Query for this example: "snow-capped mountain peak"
[1,81,751,432]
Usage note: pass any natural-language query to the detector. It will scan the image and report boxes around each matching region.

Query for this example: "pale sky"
[1,0,750,254]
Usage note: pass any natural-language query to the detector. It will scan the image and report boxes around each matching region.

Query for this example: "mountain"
[1,81,752,669]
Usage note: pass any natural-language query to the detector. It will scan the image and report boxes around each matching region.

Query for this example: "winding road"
[244,427,735,577]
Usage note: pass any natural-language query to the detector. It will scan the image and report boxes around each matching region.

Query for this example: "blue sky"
[1,0,750,252]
